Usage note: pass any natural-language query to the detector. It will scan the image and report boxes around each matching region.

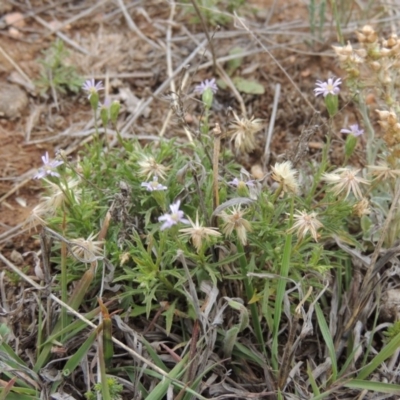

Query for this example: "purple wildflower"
[158,200,190,231]
[228,178,255,188]
[194,78,218,95]
[82,79,104,98]
[314,77,342,97]
[340,124,364,137]
[100,97,111,109]
[141,176,167,192]
[34,152,64,179]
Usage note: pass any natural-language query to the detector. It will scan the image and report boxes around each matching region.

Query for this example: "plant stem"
[306,122,332,205]
[236,241,265,352]
[357,96,376,165]
[61,212,68,336]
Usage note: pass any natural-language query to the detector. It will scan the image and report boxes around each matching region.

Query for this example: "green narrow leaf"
[223,327,240,357]
[262,280,273,331]
[272,229,293,370]
[62,329,97,376]
[232,342,265,367]
[145,356,187,400]
[34,264,96,373]
[315,303,337,380]
[181,359,217,400]
[306,360,320,396]
[0,377,16,400]
[232,77,265,94]
[103,317,114,368]
[226,47,243,75]
[224,297,249,332]
[357,330,400,380]
[345,379,400,394]
[164,299,177,336]
[0,342,27,366]
[0,393,37,400]
[141,336,169,372]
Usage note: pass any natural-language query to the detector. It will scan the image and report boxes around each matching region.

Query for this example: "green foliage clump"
[384,320,400,342]
[183,0,245,26]
[35,38,83,95]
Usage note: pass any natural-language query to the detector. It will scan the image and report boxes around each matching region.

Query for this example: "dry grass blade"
[0,44,32,86]
[233,12,317,113]
[120,38,208,136]
[263,83,281,166]
[116,0,160,50]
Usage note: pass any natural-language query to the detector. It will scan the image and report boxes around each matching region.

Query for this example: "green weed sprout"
[35,38,83,96]
[185,0,245,26]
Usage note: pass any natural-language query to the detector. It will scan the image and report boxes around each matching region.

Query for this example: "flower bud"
[236,180,250,197]
[100,106,109,127]
[344,134,358,159]
[89,92,99,111]
[324,93,339,117]
[202,88,214,109]
[110,100,121,125]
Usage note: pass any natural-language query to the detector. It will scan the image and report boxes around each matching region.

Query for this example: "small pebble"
[0,84,29,119]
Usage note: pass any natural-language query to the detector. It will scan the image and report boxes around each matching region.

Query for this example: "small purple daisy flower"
[158,200,190,230]
[228,178,255,188]
[34,152,64,179]
[194,78,218,95]
[141,176,167,192]
[314,77,342,97]
[82,79,104,98]
[340,124,364,137]
[100,97,111,109]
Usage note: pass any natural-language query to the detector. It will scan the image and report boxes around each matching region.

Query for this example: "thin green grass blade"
[62,328,97,376]
[0,377,16,400]
[272,230,292,370]
[357,330,400,380]
[103,316,113,368]
[344,379,400,394]
[223,326,239,357]
[34,264,96,372]
[308,389,337,400]
[141,336,169,372]
[329,0,344,44]
[0,342,27,366]
[262,280,273,331]
[145,356,187,400]
[0,393,37,400]
[0,352,40,390]
[164,299,177,336]
[39,305,102,348]
[236,242,264,350]
[337,341,362,378]
[315,303,338,380]
[99,337,111,400]
[306,360,320,396]
[0,384,38,398]
[49,327,98,394]
[182,360,218,400]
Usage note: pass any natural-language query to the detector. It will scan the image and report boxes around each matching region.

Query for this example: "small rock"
[4,12,25,28]
[380,289,400,320]
[10,249,24,265]
[0,84,28,119]
[251,164,264,180]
